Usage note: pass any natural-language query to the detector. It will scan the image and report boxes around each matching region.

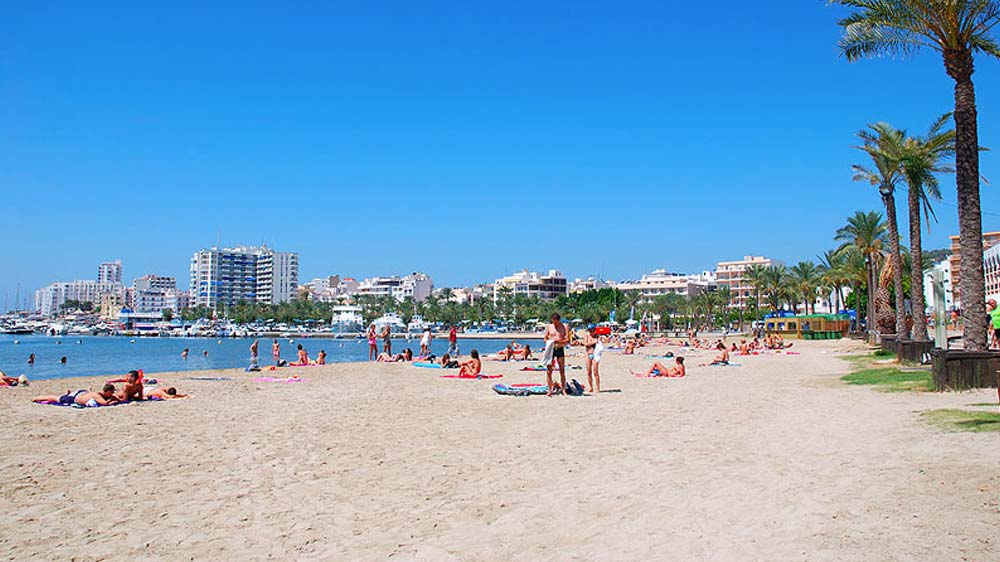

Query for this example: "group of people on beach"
[31,370,186,408]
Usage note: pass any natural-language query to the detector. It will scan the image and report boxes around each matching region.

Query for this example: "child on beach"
[458,350,481,377]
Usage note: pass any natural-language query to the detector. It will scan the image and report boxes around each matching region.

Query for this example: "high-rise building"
[98,260,123,285]
[34,280,124,317]
[715,256,779,309]
[189,245,299,310]
[131,275,188,316]
[493,270,568,301]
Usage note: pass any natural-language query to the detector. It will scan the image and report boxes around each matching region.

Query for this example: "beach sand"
[1,339,998,561]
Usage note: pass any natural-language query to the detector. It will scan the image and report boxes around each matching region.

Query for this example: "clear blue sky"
[2,1,998,309]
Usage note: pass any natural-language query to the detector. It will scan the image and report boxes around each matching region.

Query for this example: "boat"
[1,321,33,335]
[330,305,364,336]
[406,314,429,335]
[372,312,406,334]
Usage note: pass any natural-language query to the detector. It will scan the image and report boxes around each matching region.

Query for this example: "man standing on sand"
[447,325,459,358]
[381,324,392,356]
[544,313,571,396]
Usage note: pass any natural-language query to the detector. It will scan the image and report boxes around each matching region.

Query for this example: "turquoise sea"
[0,334,520,381]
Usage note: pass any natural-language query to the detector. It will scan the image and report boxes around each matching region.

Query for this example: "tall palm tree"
[899,114,956,341]
[819,249,846,313]
[837,246,870,332]
[763,265,791,313]
[853,122,908,337]
[744,264,769,323]
[832,0,1000,350]
[790,261,823,314]
[836,211,888,336]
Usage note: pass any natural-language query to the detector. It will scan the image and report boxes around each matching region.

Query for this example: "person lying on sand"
[33,384,120,407]
[439,353,460,368]
[118,370,144,402]
[458,350,481,377]
[0,370,28,387]
[146,387,188,400]
[377,348,413,363]
[639,356,685,377]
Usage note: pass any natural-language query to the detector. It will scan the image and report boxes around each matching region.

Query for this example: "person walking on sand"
[447,325,459,358]
[381,324,392,356]
[367,324,378,361]
[543,313,571,396]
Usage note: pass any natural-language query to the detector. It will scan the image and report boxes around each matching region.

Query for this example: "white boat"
[406,314,429,335]
[373,312,406,334]
[330,305,364,335]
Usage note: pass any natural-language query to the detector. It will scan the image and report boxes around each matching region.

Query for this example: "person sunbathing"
[0,370,27,387]
[623,340,636,355]
[146,387,187,400]
[512,344,532,360]
[33,384,120,407]
[641,356,686,377]
[377,348,413,363]
[458,350,481,377]
[292,344,310,365]
[705,344,730,366]
[439,353,459,368]
[738,340,750,355]
[495,345,515,361]
[316,350,327,365]
[117,370,144,402]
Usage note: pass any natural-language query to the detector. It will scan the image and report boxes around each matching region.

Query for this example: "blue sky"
[2,1,998,309]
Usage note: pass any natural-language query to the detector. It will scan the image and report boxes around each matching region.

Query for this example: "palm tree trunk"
[866,259,875,336]
[946,50,987,351]
[883,191,908,338]
[908,184,929,341]
[854,282,861,333]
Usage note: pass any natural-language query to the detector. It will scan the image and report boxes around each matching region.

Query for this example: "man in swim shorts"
[34,384,120,407]
[544,313,571,396]
[118,370,144,402]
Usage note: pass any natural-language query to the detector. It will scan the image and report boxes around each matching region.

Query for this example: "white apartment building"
[569,277,618,294]
[354,273,433,302]
[190,245,299,310]
[715,256,779,309]
[301,275,360,303]
[98,260,123,285]
[617,270,716,299]
[130,275,189,316]
[35,280,124,317]
[493,270,568,301]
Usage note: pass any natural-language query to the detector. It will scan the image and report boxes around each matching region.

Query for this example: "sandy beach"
[1,339,998,561]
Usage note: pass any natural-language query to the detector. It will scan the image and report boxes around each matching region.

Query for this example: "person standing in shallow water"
[272,339,281,365]
[367,324,378,361]
[381,324,392,356]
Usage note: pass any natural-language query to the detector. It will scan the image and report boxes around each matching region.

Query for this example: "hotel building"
[617,270,716,299]
[354,273,434,302]
[948,232,1000,308]
[715,256,779,309]
[190,245,299,310]
[493,270,568,301]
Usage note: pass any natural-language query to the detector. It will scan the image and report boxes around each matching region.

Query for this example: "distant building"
[34,280,124,317]
[949,232,1000,308]
[715,256,779,309]
[569,277,618,294]
[189,245,299,310]
[493,270,568,301]
[301,275,360,303]
[354,273,433,302]
[131,275,188,317]
[98,260,123,285]
[617,270,715,299]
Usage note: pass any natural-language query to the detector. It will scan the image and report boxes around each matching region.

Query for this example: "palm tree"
[838,246,870,332]
[744,264,769,323]
[819,249,846,313]
[853,122,907,337]
[899,114,956,341]
[836,211,888,336]
[762,265,790,313]
[790,261,823,314]
[832,0,1000,349]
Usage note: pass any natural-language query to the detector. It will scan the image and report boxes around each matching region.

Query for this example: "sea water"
[0,334,524,381]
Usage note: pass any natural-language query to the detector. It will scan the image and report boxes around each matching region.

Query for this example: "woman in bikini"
[367,324,378,361]
[458,350,481,377]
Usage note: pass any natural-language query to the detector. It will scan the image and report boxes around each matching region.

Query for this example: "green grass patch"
[967,402,1000,407]
[841,367,934,392]
[873,350,895,358]
[921,409,1000,432]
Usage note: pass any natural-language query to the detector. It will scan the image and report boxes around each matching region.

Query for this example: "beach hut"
[763,314,850,339]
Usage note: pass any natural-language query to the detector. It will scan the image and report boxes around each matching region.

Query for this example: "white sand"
[1,339,998,561]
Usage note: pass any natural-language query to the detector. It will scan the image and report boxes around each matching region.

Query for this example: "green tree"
[832,0,1000,349]
[790,261,823,314]
[835,211,888,335]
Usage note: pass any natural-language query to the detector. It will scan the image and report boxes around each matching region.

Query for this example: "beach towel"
[708,362,741,367]
[252,377,305,383]
[184,377,233,381]
[413,362,443,369]
[37,397,163,408]
[440,373,502,380]
[520,366,547,372]
[540,340,555,366]
[493,383,548,396]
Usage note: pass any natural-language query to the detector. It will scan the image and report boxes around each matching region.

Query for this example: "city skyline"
[3,1,997,309]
